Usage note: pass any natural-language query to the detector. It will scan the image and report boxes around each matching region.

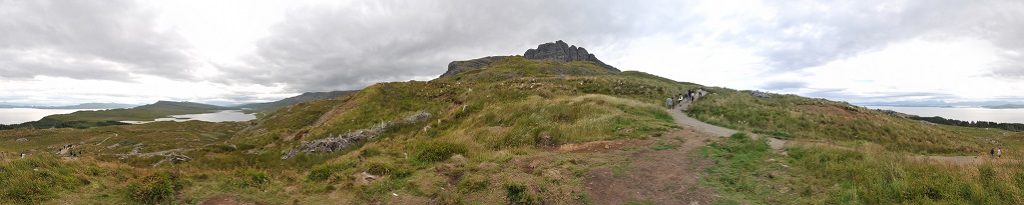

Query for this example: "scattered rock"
[15,138,27,142]
[281,111,433,159]
[56,144,77,157]
[751,91,772,98]
[353,171,380,185]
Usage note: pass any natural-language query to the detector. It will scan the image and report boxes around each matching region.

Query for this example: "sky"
[1,0,1022,106]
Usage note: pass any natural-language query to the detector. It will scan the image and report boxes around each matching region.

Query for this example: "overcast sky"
[1,0,1022,106]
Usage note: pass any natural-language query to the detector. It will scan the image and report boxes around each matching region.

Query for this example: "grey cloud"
[760,80,807,91]
[225,0,690,91]
[729,0,1024,71]
[0,0,194,80]
[803,88,957,104]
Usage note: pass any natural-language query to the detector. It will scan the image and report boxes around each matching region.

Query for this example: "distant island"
[982,104,1024,109]
[0,103,138,109]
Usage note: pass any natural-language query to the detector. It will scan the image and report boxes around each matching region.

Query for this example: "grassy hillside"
[3,54,1018,204]
[687,89,1024,204]
[688,88,996,154]
[0,57,700,204]
[236,91,357,113]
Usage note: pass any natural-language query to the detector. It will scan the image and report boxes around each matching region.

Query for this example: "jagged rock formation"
[440,40,619,77]
[282,111,433,159]
[440,56,508,77]
[524,40,619,72]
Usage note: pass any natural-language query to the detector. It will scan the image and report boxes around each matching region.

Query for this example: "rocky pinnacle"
[523,40,619,72]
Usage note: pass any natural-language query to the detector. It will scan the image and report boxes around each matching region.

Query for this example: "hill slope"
[0,41,1019,204]
[235,91,357,112]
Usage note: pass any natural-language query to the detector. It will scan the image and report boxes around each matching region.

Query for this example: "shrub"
[307,163,353,182]
[411,141,468,163]
[126,172,184,204]
[227,169,270,189]
[506,184,540,205]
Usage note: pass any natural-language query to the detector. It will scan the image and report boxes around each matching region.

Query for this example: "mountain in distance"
[135,101,231,113]
[235,91,357,112]
[983,104,1024,109]
[0,102,138,109]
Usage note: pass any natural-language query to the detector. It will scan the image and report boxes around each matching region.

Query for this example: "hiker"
[665,97,673,109]
[991,148,997,157]
[997,147,1003,158]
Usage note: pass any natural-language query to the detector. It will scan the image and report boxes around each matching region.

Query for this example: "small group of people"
[666,89,705,109]
[990,147,1003,158]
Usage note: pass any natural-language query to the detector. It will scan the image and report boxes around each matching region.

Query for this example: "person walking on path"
[997,147,1003,158]
[666,97,674,109]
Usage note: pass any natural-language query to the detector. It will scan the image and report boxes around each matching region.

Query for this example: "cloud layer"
[1,0,1023,105]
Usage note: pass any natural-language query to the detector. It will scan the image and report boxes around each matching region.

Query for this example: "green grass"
[689,88,991,154]
[0,57,695,204]
[0,155,86,203]
[703,132,1024,204]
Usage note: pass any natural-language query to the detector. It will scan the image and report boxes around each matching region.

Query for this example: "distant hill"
[0,103,138,109]
[983,104,1024,109]
[235,91,357,112]
[1,101,230,129]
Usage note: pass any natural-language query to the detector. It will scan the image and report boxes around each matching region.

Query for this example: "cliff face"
[523,40,619,72]
[440,40,619,77]
[440,56,508,77]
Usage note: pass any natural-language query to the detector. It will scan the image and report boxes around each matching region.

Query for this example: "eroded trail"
[583,104,722,205]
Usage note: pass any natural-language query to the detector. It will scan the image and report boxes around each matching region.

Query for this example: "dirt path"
[582,103,725,205]
[584,127,718,205]
[674,101,786,151]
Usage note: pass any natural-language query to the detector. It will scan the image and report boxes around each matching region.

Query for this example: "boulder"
[56,144,76,157]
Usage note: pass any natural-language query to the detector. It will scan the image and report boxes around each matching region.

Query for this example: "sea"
[0,108,97,125]
[120,110,256,124]
[866,106,1024,124]
[0,108,256,125]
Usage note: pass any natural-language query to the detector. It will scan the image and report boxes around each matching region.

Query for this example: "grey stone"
[282,111,433,159]
[56,144,76,157]
[440,56,508,77]
[440,40,620,77]
[524,40,619,72]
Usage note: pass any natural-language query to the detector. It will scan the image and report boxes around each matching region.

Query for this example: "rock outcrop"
[56,144,77,157]
[282,111,433,159]
[524,40,619,72]
[440,56,508,77]
[439,40,620,77]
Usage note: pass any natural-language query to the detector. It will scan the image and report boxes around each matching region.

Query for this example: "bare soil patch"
[584,128,719,205]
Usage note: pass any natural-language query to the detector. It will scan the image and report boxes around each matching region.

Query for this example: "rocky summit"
[524,40,619,72]
[440,40,619,77]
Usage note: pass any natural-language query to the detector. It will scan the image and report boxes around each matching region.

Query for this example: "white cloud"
[1,0,1024,105]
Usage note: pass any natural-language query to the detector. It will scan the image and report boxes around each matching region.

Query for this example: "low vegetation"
[704,132,1024,204]
[688,88,994,154]
[0,57,694,204]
